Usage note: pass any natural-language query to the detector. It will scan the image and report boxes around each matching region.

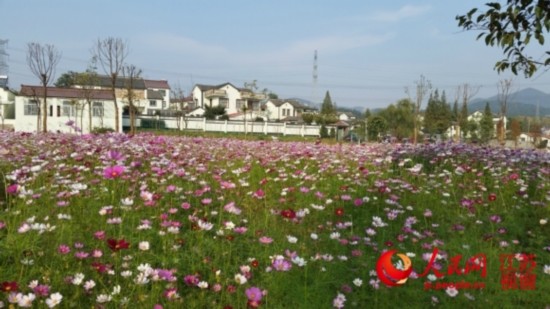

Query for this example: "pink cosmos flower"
[57,245,70,255]
[245,287,263,308]
[259,236,273,244]
[7,184,19,195]
[103,165,125,179]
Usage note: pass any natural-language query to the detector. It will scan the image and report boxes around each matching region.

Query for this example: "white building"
[15,85,118,133]
[0,76,15,129]
[74,75,171,116]
[191,83,266,117]
[263,99,315,121]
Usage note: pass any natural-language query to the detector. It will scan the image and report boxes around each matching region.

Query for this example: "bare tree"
[26,42,61,132]
[405,74,431,144]
[171,84,189,132]
[92,37,128,132]
[454,83,481,142]
[122,64,142,135]
[496,78,515,145]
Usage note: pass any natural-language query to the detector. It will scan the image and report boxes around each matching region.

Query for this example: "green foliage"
[480,102,495,143]
[301,113,315,125]
[367,115,387,141]
[204,105,227,120]
[91,127,115,134]
[54,71,79,87]
[379,99,415,139]
[467,119,479,141]
[460,101,469,138]
[423,89,452,136]
[320,90,336,116]
[319,124,329,138]
[457,0,550,77]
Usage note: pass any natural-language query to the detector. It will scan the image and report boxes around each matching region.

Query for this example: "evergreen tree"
[423,89,452,137]
[320,91,336,116]
[452,101,459,123]
[480,102,494,143]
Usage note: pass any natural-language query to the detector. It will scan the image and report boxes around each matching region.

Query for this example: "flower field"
[0,132,549,308]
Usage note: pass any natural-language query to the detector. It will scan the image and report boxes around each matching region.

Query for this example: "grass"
[0,131,548,308]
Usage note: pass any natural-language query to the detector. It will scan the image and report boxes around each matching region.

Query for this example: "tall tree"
[26,42,61,132]
[457,1,550,77]
[454,83,480,142]
[122,64,142,135]
[93,37,128,132]
[406,75,431,144]
[320,90,336,116]
[367,115,387,141]
[379,99,415,140]
[497,78,514,144]
[480,102,495,143]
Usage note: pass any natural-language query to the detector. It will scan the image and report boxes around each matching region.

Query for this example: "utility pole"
[312,50,318,104]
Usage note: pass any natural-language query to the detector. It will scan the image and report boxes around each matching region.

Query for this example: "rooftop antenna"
[312,50,318,104]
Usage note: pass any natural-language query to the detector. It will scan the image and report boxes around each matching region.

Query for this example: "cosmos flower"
[103,165,125,179]
[107,238,130,252]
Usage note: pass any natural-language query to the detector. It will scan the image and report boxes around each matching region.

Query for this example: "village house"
[73,75,171,116]
[0,76,15,129]
[191,83,267,119]
[15,85,116,133]
[262,99,316,122]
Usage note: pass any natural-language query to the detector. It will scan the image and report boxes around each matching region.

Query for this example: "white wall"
[14,96,120,133]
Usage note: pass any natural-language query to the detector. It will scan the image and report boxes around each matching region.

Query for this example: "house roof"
[78,75,169,90]
[195,83,237,91]
[147,90,164,100]
[144,79,170,89]
[266,99,310,110]
[19,85,114,100]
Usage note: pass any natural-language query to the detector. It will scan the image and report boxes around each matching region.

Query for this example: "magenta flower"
[103,165,125,179]
[246,286,263,308]
[6,184,18,195]
[57,244,70,255]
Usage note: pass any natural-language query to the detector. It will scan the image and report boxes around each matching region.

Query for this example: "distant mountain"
[288,97,365,118]
[469,88,550,117]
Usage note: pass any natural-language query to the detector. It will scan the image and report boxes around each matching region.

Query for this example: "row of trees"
[26,37,143,134]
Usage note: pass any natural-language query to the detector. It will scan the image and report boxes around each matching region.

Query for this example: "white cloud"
[371,4,431,23]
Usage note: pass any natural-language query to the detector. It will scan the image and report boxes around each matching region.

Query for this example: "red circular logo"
[376,250,413,286]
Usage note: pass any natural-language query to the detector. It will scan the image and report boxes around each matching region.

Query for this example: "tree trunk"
[42,88,48,132]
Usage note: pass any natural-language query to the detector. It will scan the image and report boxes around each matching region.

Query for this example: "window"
[24,100,39,115]
[149,100,157,107]
[159,90,166,96]
[219,98,229,108]
[236,99,244,110]
[62,101,76,117]
[162,101,166,109]
[92,102,103,117]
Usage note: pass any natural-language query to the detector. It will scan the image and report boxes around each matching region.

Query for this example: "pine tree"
[480,102,494,143]
[320,91,335,116]
[459,100,469,140]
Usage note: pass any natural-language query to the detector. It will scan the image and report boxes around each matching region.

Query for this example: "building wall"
[14,96,120,133]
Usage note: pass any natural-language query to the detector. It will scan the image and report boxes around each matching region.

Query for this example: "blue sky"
[1,0,549,109]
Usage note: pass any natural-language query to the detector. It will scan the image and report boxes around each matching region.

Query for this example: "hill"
[469,88,550,117]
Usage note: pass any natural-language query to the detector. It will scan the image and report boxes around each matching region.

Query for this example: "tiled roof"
[80,75,168,90]
[144,79,170,89]
[147,90,164,100]
[19,85,114,100]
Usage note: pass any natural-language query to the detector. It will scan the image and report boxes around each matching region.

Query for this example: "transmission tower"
[312,50,318,104]
[0,39,8,76]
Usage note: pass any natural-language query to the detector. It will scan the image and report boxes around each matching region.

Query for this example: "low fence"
[123,116,321,136]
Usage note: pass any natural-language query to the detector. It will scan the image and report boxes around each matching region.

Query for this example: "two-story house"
[191,83,266,118]
[79,76,171,116]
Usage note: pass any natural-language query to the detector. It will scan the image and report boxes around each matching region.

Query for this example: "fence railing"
[123,115,320,136]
